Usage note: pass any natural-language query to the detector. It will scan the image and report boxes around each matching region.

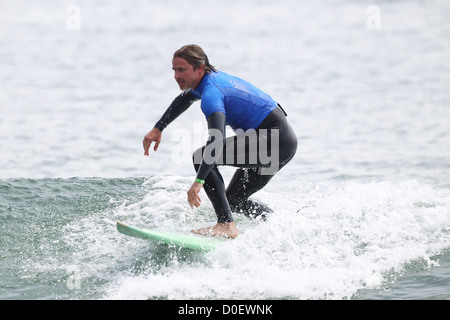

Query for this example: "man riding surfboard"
[143,44,297,239]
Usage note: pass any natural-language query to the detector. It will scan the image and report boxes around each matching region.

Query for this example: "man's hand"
[143,127,162,156]
[187,182,203,209]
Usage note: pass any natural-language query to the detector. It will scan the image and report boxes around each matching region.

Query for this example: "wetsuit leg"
[226,168,275,219]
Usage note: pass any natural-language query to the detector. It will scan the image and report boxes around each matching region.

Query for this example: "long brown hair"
[173,44,217,73]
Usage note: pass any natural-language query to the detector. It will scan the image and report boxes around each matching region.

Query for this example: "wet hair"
[173,44,217,73]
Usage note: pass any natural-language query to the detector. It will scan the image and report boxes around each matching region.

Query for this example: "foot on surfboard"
[191,222,239,239]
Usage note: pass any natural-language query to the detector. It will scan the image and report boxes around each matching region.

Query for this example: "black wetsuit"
[155,72,297,223]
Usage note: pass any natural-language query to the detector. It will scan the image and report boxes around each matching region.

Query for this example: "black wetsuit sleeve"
[154,90,198,132]
[196,112,226,181]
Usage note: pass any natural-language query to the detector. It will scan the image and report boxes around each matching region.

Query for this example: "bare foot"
[191,222,239,239]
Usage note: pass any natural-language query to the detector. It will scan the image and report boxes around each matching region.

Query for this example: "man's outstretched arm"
[154,90,198,131]
[143,90,198,155]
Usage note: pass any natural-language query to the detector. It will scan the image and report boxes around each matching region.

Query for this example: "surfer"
[143,44,297,239]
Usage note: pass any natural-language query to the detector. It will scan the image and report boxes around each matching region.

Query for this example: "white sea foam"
[99,175,450,299]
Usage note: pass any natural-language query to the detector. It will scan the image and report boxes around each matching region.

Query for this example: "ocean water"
[1,0,449,300]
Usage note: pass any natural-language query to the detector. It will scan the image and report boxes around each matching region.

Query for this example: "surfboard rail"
[116,222,226,251]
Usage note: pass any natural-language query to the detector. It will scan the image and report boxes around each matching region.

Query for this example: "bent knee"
[226,190,243,211]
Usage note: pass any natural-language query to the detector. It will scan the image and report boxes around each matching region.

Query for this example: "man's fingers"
[154,140,160,152]
[143,140,151,155]
[190,198,201,208]
[192,195,201,207]
[143,136,155,155]
[142,137,148,149]
[143,128,162,156]
[187,192,202,208]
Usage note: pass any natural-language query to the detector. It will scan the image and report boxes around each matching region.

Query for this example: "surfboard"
[116,222,226,251]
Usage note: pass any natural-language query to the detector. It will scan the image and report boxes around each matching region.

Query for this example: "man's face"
[172,57,204,90]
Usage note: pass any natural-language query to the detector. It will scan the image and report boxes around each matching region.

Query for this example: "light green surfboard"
[116,222,227,251]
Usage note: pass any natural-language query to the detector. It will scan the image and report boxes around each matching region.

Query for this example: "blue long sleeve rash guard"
[191,71,278,132]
